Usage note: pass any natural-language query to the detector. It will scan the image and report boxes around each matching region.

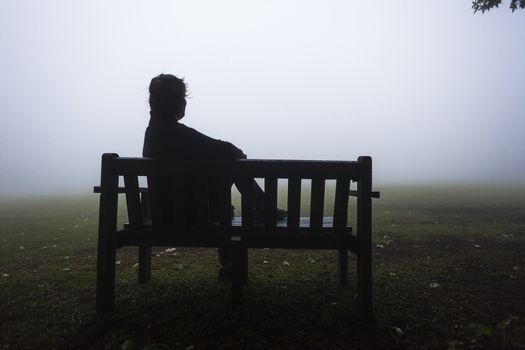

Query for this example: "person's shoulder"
[177,122,222,142]
[146,119,178,130]
[176,122,200,134]
[179,123,246,159]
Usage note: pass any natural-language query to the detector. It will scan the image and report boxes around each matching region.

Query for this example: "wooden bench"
[94,153,378,318]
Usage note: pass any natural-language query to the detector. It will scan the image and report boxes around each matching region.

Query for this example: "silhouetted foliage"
[472,0,525,13]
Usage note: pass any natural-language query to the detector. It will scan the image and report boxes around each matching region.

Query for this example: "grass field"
[1,184,525,350]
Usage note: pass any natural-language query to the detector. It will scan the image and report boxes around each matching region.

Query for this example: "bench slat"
[264,177,278,229]
[334,178,350,229]
[111,158,362,180]
[123,216,348,230]
[241,179,254,228]
[218,177,232,228]
[310,178,325,231]
[124,175,142,227]
[287,178,301,229]
[146,177,164,227]
[117,224,355,251]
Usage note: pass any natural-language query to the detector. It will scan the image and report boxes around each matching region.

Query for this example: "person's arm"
[226,142,247,160]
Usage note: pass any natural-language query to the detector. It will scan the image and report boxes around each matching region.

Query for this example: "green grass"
[1,185,525,350]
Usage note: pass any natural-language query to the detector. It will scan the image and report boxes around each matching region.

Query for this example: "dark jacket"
[142,118,244,225]
[143,119,245,161]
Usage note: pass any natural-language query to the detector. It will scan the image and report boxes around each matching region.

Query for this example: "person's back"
[144,120,237,225]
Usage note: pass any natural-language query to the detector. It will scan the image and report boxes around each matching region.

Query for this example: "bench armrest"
[349,190,380,199]
[93,186,149,194]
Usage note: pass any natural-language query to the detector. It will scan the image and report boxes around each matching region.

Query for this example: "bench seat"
[119,217,355,250]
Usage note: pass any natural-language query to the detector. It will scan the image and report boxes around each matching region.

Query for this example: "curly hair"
[149,74,188,119]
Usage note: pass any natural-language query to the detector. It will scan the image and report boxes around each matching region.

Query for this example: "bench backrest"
[97,154,372,235]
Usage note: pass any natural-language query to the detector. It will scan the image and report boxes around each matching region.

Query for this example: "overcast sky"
[0,0,524,195]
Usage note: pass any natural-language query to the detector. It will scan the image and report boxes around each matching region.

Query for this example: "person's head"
[149,74,187,121]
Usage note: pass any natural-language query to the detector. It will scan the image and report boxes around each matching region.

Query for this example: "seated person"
[143,73,284,276]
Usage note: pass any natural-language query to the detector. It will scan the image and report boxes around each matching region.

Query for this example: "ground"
[1,184,524,350]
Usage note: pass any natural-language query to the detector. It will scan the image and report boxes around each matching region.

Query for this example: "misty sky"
[1,1,524,195]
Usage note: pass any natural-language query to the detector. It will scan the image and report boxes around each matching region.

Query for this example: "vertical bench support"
[138,192,152,283]
[231,235,244,306]
[96,153,119,313]
[356,156,373,320]
[124,175,152,284]
[334,178,350,287]
[240,178,254,284]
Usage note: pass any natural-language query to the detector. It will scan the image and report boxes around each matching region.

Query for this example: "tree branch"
[472,0,525,13]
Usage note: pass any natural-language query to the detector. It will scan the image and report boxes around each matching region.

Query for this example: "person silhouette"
[143,73,284,277]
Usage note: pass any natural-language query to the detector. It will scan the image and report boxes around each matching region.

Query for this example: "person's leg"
[217,186,236,277]
[234,178,288,220]
[218,179,261,278]
[233,178,265,211]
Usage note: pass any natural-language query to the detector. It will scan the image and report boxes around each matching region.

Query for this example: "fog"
[1,1,524,195]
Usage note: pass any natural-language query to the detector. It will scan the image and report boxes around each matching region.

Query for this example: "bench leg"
[231,241,243,306]
[138,245,152,284]
[241,247,248,285]
[337,249,348,287]
[357,251,372,320]
[96,244,116,313]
